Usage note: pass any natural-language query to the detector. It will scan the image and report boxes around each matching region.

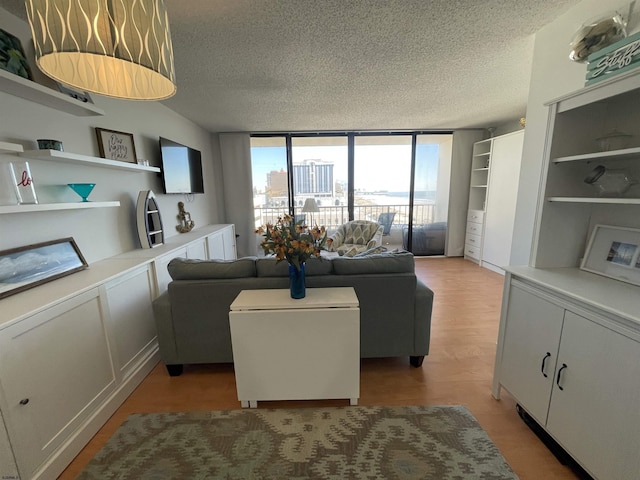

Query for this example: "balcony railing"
[254,204,436,231]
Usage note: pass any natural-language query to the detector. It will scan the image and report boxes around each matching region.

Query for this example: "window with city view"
[250,133,452,255]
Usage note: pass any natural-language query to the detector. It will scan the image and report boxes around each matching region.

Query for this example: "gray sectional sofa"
[152,251,434,376]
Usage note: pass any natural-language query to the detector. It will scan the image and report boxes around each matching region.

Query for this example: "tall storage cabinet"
[464,138,491,262]
[482,131,524,272]
[464,130,524,272]
[493,70,640,480]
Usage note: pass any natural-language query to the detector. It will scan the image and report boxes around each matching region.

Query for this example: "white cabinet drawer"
[466,221,483,236]
[465,232,482,247]
[467,210,484,224]
[464,244,480,259]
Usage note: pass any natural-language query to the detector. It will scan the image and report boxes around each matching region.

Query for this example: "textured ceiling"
[2,0,583,133]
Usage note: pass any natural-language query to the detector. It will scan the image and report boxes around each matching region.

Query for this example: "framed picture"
[0,28,33,80]
[0,238,88,299]
[57,82,93,104]
[95,128,137,163]
[580,224,640,286]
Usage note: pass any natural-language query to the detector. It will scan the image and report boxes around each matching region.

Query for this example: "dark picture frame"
[0,27,33,80]
[0,238,88,299]
[95,127,138,163]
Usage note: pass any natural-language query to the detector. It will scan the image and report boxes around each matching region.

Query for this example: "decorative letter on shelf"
[9,161,38,204]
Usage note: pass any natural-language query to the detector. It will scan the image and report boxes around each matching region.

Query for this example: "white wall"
[510,0,638,266]
[0,8,225,264]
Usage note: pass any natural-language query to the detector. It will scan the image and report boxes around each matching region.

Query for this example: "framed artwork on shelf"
[95,127,137,163]
[0,238,88,299]
[0,27,33,80]
[580,224,640,286]
[9,161,37,204]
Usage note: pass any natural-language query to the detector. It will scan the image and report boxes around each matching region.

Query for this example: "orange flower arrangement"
[256,215,328,271]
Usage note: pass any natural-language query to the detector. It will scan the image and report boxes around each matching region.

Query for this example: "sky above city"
[250,143,440,193]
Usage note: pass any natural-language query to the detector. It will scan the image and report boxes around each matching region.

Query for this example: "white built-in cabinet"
[493,70,640,480]
[465,130,524,272]
[494,276,640,480]
[0,224,236,480]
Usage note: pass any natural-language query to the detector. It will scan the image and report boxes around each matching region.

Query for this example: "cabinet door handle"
[541,352,551,377]
[19,398,29,405]
[556,363,568,390]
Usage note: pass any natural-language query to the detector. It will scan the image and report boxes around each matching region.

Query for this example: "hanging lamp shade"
[25,0,176,100]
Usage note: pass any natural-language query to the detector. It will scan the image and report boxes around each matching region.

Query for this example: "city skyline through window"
[250,133,452,255]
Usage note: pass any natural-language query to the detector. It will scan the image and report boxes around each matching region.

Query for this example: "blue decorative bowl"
[68,183,95,202]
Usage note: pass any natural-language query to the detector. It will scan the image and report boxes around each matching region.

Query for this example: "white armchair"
[327,220,384,256]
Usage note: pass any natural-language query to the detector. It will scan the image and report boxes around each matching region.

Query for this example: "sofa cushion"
[332,251,414,275]
[256,256,333,277]
[168,257,257,280]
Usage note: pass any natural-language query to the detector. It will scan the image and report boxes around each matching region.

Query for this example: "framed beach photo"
[0,238,88,299]
[580,224,640,286]
[95,127,137,163]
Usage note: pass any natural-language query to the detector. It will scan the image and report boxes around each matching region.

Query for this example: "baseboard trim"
[32,348,159,480]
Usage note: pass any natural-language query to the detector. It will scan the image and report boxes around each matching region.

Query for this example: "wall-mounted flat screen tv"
[159,137,204,194]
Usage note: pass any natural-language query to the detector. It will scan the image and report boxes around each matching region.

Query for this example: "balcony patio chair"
[327,220,384,256]
[377,212,396,235]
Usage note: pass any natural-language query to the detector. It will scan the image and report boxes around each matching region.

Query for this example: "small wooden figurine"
[176,201,195,233]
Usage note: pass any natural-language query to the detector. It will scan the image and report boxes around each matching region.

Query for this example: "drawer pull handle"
[19,398,29,406]
[556,363,567,390]
[541,352,551,377]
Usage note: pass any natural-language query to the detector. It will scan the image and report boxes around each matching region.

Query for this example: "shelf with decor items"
[552,146,640,163]
[19,149,160,173]
[493,70,640,480]
[547,197,640,204]
[0,201,120,214]
[465,131,524,273]
[0,68,105,117]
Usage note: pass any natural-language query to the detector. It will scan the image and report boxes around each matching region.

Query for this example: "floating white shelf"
[0,201,120,214]
[0,141,24,153]
[20,149,160,173]
[471,184,488,188]
[473,168,489,172]
[0,69,105,117]
[547,196,640,204]
[552,146,640,163]
[473,152,491,157]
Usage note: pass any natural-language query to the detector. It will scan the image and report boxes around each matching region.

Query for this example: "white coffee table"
[229,287,360,408]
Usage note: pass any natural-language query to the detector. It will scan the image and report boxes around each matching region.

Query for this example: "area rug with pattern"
[78,405,519,479]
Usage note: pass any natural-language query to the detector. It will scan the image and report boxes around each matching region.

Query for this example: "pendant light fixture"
[25,0,177,100]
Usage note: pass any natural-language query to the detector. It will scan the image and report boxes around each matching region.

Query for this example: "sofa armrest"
[152,292,179,363]
[414,278,434,355]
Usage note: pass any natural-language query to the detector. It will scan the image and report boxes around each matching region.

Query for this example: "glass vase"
[288,263,306,299]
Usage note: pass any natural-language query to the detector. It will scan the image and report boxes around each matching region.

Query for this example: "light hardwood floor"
[59,257,580,479]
